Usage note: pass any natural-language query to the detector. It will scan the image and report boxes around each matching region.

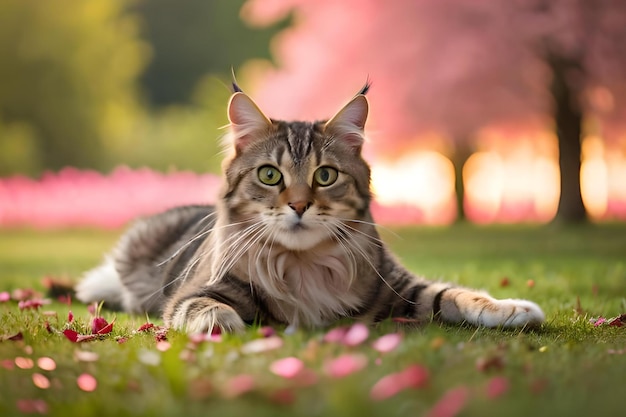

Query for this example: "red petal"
[96,320,114,335]
[137,322,155,332]
[63,329,79,343]
[91,317,109,334]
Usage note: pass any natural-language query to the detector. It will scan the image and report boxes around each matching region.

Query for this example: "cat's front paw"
[476,298,545,328]
[167,297,246,334]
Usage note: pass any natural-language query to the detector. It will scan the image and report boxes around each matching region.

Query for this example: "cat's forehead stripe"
[286,122,315,165]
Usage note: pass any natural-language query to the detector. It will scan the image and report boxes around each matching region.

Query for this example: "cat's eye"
[258,165,283,186]
[314,166,338,187]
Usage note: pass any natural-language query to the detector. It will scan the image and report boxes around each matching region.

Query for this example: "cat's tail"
[75,256,125,310]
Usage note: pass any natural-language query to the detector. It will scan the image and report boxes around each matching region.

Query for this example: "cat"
[75,83,545,334]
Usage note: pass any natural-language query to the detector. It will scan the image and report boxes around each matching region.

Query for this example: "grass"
[1,224,625,417]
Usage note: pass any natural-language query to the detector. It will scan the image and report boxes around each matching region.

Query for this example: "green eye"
[258,165,282,186]
[314,166,338,186]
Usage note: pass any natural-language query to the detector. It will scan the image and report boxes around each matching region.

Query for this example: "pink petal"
[36,357,56,371]
[0,291,10,302]
[323,326,348,343]
[324,353,368,378]
[426,386,470,417]
[372,333,402,353]
[222,374,255,398]
[156,341,172,352]
[240,336,283,354]
[370,365,429,401]
[270,357,305,379]
[16,399,48,414]
[342,323,370,346]
[32,373,51,389]
[15,357,34,370]
[258,326,276,337]
[77,373,98,392]
[74,350,100,362]
[486,376,510,399]
[68,310,74,323]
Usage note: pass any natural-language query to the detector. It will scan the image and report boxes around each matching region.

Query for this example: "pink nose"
[288,201,311,217]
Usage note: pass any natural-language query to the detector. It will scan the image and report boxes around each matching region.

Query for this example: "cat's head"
[218,87,373,251]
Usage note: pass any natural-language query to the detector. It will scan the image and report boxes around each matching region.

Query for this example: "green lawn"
[1,225,625,417]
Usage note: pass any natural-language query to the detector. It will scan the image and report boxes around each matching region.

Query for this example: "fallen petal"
[15,357,34,370]
[342,323,369,346]
[77,373,98,392]
[486,376,509,399]
[0,291,10,302]
[137,322,155,332]
[223,374,255,398]
[270,357,304,379]
[92,317,113,334]
[32,373,51,390]
[325,353,368,378]
[370,365,429,401]
[74,350,100,362]
[138,349,161,366]
[241,336,283,354]
[323,326,348,343]
[16,399,48,414]
[1,332,23,342]
[36,357,57,371]
[426,386,470,417]
[156,341,171,352]
[372,333,402,353]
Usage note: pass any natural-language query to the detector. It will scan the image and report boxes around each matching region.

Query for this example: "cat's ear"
[228,92,272,153]
[324,94,368,153]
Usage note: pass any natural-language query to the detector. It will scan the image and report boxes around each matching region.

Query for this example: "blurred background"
[1,0,625,227]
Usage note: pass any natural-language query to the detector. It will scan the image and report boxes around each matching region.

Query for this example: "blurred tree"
[0,0,149,176]
[242,0,626,223]
[132,0,289,106]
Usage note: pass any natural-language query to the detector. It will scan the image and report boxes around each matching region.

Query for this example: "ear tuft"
[228,92,272,153]
[324,94,369,152]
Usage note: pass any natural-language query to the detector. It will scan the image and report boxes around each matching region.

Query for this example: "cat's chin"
[272,227,330,251]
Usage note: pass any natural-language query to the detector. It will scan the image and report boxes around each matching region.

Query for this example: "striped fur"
[76,89,544,333]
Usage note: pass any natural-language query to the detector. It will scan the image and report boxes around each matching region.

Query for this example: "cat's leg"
[387,278,545,328]
[163,274,260,334]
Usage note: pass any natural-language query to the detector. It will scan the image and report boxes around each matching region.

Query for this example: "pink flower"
[0,291,10,302]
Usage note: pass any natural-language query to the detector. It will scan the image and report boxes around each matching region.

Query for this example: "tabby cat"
[76,84,545,334]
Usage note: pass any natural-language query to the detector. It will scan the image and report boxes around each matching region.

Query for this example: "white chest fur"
[238,244,363,327]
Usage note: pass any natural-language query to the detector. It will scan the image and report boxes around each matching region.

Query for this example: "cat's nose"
[288,201,312,217]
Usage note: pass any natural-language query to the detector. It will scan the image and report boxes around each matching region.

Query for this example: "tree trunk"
[549,56,587,223]
[451,142,473,223]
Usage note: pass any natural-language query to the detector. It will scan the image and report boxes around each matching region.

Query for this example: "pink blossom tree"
[241,0,626,222]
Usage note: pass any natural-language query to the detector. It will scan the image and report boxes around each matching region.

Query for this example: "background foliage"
[0,0,285,176]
